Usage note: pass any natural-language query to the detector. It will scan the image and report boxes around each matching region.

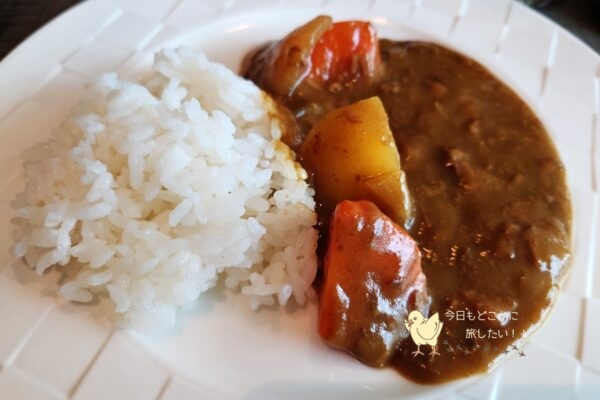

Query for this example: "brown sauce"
[245,39,571,383]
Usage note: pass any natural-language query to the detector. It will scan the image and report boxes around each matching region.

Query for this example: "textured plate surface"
[0,0,599,399]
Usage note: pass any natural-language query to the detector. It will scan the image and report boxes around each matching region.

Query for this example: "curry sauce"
[375,40,571,383]
[244,33,571,384]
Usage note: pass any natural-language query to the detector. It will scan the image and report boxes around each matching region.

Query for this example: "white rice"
[11,47,318,333]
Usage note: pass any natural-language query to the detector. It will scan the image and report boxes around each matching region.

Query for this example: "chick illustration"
[404,310,444,357]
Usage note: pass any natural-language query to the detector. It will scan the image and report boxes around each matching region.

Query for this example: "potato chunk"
[299,96,413,227]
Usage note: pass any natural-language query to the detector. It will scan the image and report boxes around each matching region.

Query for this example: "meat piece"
[445,148,477,190]
[318,200,429,367]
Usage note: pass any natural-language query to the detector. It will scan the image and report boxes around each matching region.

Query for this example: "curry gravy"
[376,41,571,383]
[246,40,571,384]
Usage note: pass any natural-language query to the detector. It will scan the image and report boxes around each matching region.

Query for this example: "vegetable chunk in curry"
[243,16,572,384]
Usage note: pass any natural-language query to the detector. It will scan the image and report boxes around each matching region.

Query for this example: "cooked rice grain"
[12,48,317,332]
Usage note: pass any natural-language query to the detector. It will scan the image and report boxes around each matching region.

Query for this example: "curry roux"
[377,41,571,382]
[247,40,572,384]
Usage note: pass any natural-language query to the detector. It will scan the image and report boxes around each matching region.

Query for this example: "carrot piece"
[318,200,429,367]
[309,21,381,83]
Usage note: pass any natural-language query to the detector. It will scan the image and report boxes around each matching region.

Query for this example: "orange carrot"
[318,200,428,367]
[309,21,381,83]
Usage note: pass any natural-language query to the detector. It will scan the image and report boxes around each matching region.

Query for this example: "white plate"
[0,0,599,399]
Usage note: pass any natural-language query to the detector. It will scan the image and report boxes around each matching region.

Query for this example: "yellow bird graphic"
[404,310,444,357]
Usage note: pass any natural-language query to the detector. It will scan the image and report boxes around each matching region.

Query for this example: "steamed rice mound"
[12,48,318,332]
